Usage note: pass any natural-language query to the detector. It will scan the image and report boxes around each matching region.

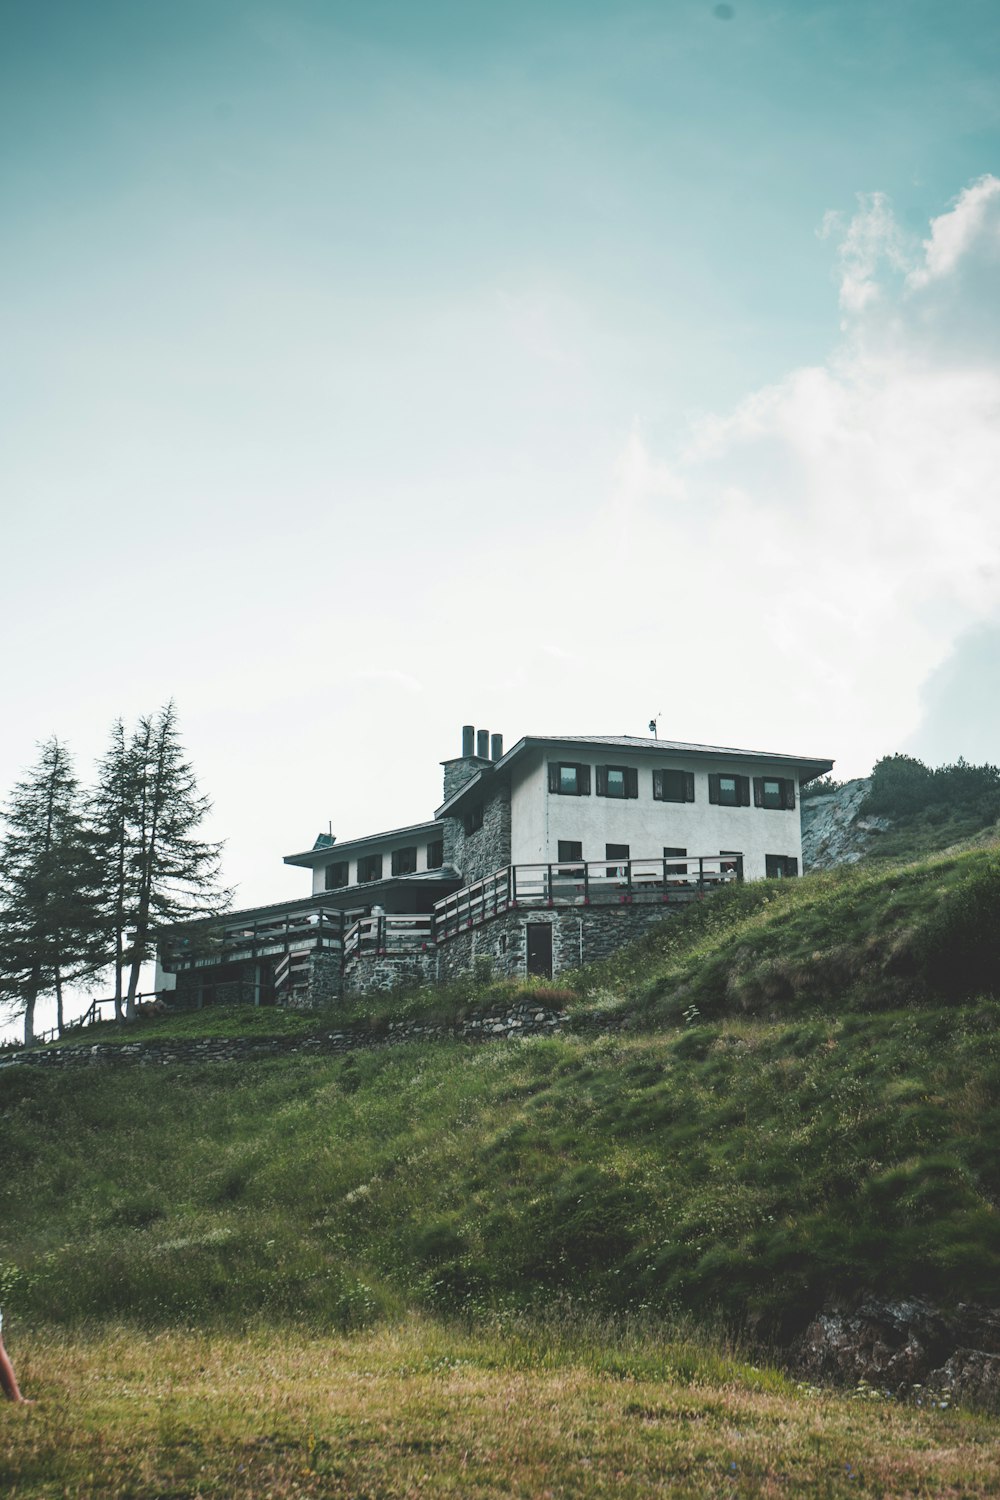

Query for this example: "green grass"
[39,973,575,1049]
[3,1000,999,1337]
[571,846,1000,1026]
[4,847,1000,1491]
[3,1319,998,1499]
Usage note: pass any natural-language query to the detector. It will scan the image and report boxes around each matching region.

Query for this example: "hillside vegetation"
[3,849,999,1346]
[802,753,1000,869]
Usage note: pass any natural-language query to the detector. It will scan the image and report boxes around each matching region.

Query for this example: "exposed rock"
[801,778,891,871]
[792,1297,1000,1408]
[926,1348,1000,1409]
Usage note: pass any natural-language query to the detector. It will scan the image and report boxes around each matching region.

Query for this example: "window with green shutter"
[596,765,638,798]
[708,773,751,806]
[548,762,592,796]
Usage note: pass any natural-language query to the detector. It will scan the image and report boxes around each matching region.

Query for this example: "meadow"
[3,847,1000,1495]
[4,1318,998,1498]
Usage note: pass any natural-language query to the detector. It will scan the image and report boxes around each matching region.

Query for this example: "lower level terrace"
[157,853,743,976]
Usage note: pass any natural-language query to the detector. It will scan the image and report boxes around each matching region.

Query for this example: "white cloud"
[594,180,1000,775]
[907,174,1000,290]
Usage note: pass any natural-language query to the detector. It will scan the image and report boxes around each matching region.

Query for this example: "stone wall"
[441,754,491,803]
[0,1000,573,1072]
[301,951,343,1007]
[442,781,512,884]
[435,901,680,983]
[342,948,438,997]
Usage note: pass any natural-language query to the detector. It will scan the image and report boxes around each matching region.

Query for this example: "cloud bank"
[599,178,1000,773]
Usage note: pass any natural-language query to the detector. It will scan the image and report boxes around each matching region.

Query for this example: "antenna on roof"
[649,714,661,738]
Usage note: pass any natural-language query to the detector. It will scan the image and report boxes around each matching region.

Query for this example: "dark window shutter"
[652,770,663,801]
[784,779,796,810]
[548,763,560,793]
[684,772,695,802]
[625,767,638,798]
[739,776,751,806]
[708,773,720,805]
[596,765,608,796]
[753,777,764,807]
[578,764,591,795]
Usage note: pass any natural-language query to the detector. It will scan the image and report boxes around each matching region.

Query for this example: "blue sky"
[2,0,1000,1012]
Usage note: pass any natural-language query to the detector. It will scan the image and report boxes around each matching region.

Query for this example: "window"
[391,845,417,876]
[426,838,444,869]
[596,765,638,798]
[653,769,695,803]
[464,804,484,835]
[708,773,751,807]
[356,853,383,884]
[548,762,591,796]
[606,842,630,877]
[324,860,348,890]
[720,850,743,877]
[753,776,796,810]
[663,846,687,875]
[557,839,583,875]
[765,854,799,878]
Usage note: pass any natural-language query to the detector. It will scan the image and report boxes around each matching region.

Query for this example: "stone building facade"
[156,724,833,1009]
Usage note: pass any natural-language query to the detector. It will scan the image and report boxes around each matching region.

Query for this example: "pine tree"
[92,703,231,1018]
[0,740,106,1044]
[91,719,134,1022]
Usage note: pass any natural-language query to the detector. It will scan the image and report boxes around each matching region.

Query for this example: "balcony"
[157,899,365,973]
[157,855,742,972]
[432,855,742,941]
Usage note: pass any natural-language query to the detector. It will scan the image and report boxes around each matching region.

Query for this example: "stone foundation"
[164,899,686,1014]
[436,901,679,984]
[342,948,438,997]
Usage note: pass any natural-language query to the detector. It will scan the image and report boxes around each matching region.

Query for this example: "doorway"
[526,922,553,979]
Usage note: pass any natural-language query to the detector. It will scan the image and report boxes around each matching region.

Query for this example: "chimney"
[491,733,503,761]
[462,725,475,757]
[476,728,490,759]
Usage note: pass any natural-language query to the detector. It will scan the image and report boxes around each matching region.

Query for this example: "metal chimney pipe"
[462,725,475,757]
[491,733,503,761]
[476,728,490,759]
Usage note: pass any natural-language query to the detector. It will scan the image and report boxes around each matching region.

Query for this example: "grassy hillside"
[3,850,999,1345]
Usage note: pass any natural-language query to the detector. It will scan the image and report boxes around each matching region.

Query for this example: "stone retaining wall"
[0,1002,572,1071]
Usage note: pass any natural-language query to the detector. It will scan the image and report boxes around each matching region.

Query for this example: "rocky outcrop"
[792,1297,1000,1408]
[801,778,890,871]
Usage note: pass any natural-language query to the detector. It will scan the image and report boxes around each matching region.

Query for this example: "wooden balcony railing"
[343,912,435,959]
[157,854,743,977]
[158,903,363,972]
[433,855,743,938]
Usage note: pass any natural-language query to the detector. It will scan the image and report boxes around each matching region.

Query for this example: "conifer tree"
[92,703,230,1018]
[91,719,133,1022]
[0,740,105,1044]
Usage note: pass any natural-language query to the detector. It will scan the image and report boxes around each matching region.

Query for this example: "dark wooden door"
[526,923,553,979]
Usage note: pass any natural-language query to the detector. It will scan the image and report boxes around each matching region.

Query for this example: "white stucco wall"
[509,747,805,882]
[309,829,445,895]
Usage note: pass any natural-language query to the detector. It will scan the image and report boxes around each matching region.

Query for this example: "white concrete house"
[156,725,832,1006]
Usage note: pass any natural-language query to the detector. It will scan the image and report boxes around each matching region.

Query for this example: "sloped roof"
[435,734,835,816]
[284,819,442,869]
